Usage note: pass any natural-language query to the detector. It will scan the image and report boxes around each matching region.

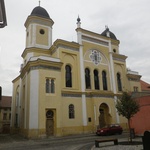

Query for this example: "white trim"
[82,33,109,43]
[29,55,61,62]
[84,60,108,66]
[77,30,87,126]
[77,30,82,44]
[32,24,36,47]
[108,40,120,123]
[82,94,87,126]
[26,23,52,49]
[108,41,116,93]
[18,78,22,127]
[26,52,33,62]
[79,46,85,91]
[24,73,28,128]
[114,96,120,123]
[82,39,108,48]
[29,70,39,129]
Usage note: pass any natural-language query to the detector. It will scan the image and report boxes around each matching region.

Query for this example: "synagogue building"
[11,5,141,138]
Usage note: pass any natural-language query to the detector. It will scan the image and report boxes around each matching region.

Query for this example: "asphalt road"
[0,132,136,150]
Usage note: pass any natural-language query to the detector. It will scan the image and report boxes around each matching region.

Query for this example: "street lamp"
[0,86,2,100]
[0,0,7,28]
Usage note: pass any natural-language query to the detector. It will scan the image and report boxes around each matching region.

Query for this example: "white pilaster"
[32,24,36,47]
[77,29,87,126]
[29,70,39,129]
[18,78,22,127]
[108,40,120,123]
[24,73,28,128]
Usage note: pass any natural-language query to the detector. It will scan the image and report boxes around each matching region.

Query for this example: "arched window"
[69,104,75,119]
[117,73,122,91]
[46,78,55,93]
[46,79,50,93]
[51,79,55,93]
[102,71,107,90]
[85,68,91,89]
[16,92,19,107]
[94,69,100,90]
[65,65,72,87]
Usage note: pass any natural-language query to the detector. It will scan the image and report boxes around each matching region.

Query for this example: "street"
[0,132,133,150]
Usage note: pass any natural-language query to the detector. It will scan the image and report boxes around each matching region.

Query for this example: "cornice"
[20,59,63,78]
[76,27,120,45]
[24,15,54,28]
[22,47,50,58]
[12,75,20,83]
[61,90,115,98]
[50,39,80,55]
[113,53,127,62]
[127,74,142,81]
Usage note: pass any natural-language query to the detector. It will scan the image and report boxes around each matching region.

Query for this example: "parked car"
[96,124,123,136]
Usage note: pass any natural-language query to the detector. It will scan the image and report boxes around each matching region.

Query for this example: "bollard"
[142,131,150,150]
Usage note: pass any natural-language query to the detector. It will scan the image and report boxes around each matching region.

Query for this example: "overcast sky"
[0,0,150,96]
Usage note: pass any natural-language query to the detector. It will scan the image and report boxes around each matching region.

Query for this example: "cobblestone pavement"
[0,133,143,150]
[92,138,143,150]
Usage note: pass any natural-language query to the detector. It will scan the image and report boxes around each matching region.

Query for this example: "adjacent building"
[0,96,11,133]
[130,80,150,135]
[11,5,142,138]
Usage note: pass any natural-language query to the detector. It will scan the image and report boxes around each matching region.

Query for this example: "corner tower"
[24,6,54,49]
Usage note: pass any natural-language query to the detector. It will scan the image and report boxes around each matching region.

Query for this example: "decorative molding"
[89,50,102,65]
[113,57,125,62]
[30,65,61,71]
[62,92,114,98]
[58,44,79,52]
[82,35,109,46]
[62,93,82,97]
[86,94,114,98]
[128,78,140,82]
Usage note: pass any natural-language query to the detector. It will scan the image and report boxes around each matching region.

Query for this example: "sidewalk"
[0,133,143,150]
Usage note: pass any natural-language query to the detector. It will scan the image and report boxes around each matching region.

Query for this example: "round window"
[39,29,45,35]
[46,110,54,118]
[113,49,116,53]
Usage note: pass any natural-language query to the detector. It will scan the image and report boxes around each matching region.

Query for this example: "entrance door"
[99,103,111,128]
[46,110,54,136]
[46,119,54,136]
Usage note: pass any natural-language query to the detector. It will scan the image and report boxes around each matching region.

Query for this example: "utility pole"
[0,0,7,28]
[0,0,6,100]
[0,86,1,100]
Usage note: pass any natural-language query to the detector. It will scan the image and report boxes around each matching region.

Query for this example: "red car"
[96,124,123,136]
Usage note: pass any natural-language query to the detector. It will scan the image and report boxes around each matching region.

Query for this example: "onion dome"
[101,27,117,40]
[30,6,50,19]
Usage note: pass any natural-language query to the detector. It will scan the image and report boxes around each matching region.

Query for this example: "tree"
[116,92,140,142]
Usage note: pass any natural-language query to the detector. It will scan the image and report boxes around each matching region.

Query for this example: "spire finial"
[105,25,109,31]
[77,15,81,28]
[77,15,81,23]
[39,0,41,6]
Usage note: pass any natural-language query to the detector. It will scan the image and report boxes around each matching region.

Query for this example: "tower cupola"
[24,6,54,49]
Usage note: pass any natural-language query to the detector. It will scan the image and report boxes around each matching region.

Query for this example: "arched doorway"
[46,110,54,136]
[99,103,111,128]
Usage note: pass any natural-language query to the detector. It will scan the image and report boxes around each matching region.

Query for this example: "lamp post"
[0,0,7,28]
[0,86,2,100]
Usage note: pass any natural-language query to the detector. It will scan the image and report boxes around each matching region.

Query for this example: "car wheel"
[106,131,110,136]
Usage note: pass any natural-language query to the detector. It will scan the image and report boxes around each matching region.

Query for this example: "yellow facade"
[11,6,141,138]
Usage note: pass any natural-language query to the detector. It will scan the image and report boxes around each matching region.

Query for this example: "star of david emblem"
[90,50,101,65]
